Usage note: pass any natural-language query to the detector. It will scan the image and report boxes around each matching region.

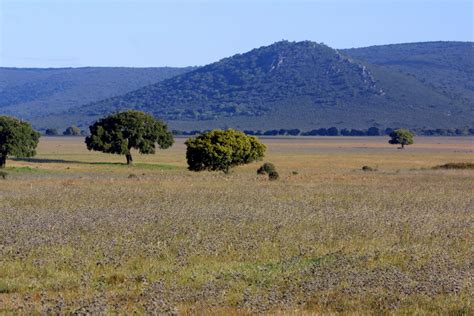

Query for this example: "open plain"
[1,136,473,314]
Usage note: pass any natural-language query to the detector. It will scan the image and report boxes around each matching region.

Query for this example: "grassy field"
[0,136,473,314]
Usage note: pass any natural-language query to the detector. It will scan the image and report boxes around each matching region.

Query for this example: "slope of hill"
[342,41,474,101]
[2,41,473,130]
[0,67,195,123]
[67,41,472,131]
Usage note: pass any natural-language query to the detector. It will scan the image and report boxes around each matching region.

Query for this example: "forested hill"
[0,66,194,121]
[69,41,473,131]
[342,41,474,102]
[2,41,473,131]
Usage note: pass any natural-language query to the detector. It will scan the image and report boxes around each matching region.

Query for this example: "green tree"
[85,110,173,165]
[389,129,414,149]
[0,116,40,168]
[63,126,82,136]
[185,129,266,173]
[45,128,59,136]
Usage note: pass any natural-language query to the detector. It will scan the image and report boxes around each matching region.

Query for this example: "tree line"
[173,127,474,137]
[0,111,419,170]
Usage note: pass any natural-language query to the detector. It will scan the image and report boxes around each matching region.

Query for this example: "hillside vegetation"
[0,67,194,126]
[1,41,473,130]
[72,41,473,131]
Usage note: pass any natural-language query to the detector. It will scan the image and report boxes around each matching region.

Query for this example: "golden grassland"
[0,136,473,314]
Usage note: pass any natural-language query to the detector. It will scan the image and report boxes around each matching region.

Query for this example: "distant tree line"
[172,127,474,137]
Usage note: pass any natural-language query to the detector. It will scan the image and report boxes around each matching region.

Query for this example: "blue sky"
[1,0,472,67]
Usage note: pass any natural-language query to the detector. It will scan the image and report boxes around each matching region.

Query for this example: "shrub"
[45,128,59,136]
[268,170,279,181]
[257,162,276,175]
[63,126,82,136]
[362,166,377,172]
[433,162,474,170]
[185,129,266,173]
[0,171,7,179]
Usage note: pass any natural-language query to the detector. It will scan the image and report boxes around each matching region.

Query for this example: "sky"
[0,0,472,68]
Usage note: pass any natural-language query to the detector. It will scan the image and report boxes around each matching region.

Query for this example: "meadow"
[0,136,473,314]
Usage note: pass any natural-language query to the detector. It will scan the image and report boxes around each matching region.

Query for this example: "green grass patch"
[91,162,179,170]
[5,166,51,174]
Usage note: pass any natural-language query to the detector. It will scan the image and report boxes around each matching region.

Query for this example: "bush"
[433,162,474,170]
[63,126,82,136]
[0,171,7,179]
[268,170,279,181]
[257,162,276,175]
[257,162,279,181]
[185,129,266,173]
[45,128,59,136]
[362,166,377,172]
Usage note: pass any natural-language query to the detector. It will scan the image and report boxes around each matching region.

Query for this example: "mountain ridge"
[1,40,473,130]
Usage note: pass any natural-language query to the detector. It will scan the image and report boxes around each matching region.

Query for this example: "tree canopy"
[85,110,173,165]
[185,129,266,173]
[63,126,82,136]
[389,129,414,149]
[0,116,40,168]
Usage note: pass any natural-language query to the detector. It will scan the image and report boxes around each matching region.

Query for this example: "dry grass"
[0,136,473,314]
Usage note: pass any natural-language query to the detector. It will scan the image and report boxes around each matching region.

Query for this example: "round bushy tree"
[63,126,82,136]
[85,110,173,165]
[185,129,266,173]
[0,116,41,168]
[389,129,414,149]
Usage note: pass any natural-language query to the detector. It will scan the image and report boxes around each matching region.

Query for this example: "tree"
[45,128,59,136]
[327,127,339,136]
[0,116,40,168]
[85,110,173,165]
[367,127,380,136]
[389,129,414,149]
[185,129,266,173]
[63,126,82,136]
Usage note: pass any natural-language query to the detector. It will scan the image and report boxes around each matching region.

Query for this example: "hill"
[2,41,473,131]
[66,41,473,131]
[342,41,474,102]
[0,66,194,127]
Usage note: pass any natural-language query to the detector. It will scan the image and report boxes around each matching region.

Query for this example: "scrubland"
[0,136,473,314]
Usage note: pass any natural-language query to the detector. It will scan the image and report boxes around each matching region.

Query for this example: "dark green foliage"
[257,162,276,175]
[327,127,339,136]
[185,129,266,173]
[367,127,380,136]
[0,116,40,168]
[389,129,414,149]
[45,128,58,136]
[257,162,279,181]
[433,162,474,170]
[63,126,81,136]
[85,110,173,165]
[268,170,279,181]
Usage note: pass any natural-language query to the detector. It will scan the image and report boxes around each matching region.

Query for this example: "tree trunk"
[126,153,133,165]
[401,143,405,149]
[0,155,6,169]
